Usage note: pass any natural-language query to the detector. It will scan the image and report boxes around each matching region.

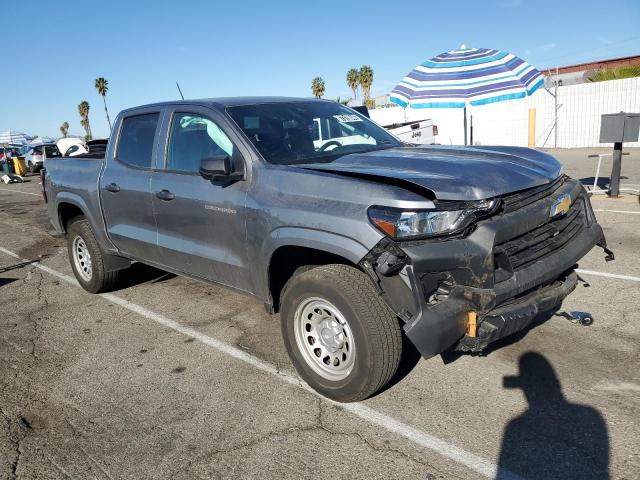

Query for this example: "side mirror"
[199,155,230,180]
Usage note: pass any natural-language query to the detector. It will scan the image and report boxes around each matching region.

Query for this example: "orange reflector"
[467,311,477,337]
[372,218,397,237]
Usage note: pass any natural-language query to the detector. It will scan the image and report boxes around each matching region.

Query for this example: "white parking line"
[0,246,523,480]
[594,209,640,214]
[576,269,640,283]
[0,188,41,197]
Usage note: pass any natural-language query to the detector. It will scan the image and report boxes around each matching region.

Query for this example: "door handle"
[156,189,175,201]
[105,183,120,192]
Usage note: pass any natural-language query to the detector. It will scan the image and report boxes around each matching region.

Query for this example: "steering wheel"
[318,140,342,152]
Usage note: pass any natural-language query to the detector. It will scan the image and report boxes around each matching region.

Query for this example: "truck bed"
[44,156,105,235]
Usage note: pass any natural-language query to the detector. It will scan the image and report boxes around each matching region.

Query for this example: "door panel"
[101,165,157,260]
[101,112,161,263]
[151,172,250,290]
[151,110,251,291]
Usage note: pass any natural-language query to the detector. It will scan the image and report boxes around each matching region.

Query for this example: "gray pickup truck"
[44,97,612,402]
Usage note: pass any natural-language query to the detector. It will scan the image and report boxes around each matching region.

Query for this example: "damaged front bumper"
[361,178,610,358]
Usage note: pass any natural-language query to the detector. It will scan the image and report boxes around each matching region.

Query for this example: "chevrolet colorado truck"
[43,97,612,402]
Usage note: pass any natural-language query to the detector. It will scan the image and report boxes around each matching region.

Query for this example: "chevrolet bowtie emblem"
[550,193,571,218]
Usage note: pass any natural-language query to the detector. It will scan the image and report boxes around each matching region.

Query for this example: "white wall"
[369,77,640,148]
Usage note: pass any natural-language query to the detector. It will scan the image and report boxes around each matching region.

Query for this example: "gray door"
[150,110,251,291]
[101,112,161,263]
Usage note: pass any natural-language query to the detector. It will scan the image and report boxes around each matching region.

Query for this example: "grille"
[500,176,566,213]
[495,198,585,271]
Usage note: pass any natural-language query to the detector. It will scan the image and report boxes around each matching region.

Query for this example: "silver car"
[24,143,62,173]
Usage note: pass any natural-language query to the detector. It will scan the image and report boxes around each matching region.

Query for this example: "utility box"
[599,112,640,143]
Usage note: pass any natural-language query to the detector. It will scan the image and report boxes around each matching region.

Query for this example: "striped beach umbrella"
[0,131,30,146]
[390,46,544,144]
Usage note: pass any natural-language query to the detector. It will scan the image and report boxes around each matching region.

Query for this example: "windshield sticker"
[333,114,362,123]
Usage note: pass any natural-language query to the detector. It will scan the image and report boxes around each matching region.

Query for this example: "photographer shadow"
[497,352,609,479]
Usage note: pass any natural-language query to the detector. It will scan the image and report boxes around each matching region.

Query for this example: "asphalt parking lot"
[1,149,639,480]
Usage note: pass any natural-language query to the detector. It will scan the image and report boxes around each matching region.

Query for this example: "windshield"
[227,101,401,165]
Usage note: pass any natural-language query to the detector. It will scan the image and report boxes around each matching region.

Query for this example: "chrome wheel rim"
[72,236,92,282]
[294,297,355,381]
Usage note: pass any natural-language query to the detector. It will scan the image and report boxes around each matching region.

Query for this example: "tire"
[27,162,34,174]
[67,217,122,293]
[280,264,402,402]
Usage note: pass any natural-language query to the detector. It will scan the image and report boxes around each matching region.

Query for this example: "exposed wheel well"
[268,246,357,313]
[58,203,85,232]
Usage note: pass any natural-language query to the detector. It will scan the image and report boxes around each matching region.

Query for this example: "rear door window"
[44,145,61,158]
[117,113,159,168]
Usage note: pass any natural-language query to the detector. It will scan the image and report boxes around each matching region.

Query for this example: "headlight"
[368,199,498,240]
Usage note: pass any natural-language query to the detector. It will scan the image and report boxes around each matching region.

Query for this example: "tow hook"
[601,246,615,262]
[556,311,594,326]
[597,240,615,262]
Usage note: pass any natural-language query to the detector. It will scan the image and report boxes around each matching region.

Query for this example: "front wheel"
[67,217,122,293]
[280,264,402,402]
[27,161,35,174]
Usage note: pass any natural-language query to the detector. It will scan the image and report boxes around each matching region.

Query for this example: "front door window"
[166,113,234,172]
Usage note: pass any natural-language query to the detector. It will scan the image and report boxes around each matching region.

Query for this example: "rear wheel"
[280,264,402,402]
[67,217,122,293]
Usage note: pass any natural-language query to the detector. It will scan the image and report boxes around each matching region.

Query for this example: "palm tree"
[59,121,69,138]
[346,68,360,100]
[588,65,640,82]
[78,101,92,141]
[311,77,325,98]
[359,65,374,101]
[94,77,112,131]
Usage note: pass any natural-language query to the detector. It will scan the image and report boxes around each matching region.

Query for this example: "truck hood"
[299,145,563,201]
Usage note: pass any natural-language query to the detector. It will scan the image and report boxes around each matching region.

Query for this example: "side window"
[311,119,321,141]
[166,113,234,173]
[117,113,159,168]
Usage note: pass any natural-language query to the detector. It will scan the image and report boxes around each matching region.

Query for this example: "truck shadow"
[118,263,177,289]
[0,278,17,287]
[496,352,610,479]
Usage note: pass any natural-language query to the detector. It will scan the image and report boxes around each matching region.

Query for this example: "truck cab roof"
[120,97,326,115]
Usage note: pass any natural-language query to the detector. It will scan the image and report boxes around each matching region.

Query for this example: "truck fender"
[264,227,370,265]
[55,192,116,254]
[258,227,372,302]
[56,192,94,230]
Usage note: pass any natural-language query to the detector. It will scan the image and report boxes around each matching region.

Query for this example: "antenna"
[176,82,185,100]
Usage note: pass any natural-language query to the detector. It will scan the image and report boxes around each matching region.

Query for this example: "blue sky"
[1,0,639,138]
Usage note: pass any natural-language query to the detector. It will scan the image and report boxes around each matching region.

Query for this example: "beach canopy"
[390,46,543,109]
[0,131,30,146]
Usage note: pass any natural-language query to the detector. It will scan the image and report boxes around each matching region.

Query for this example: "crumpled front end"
[361,176,611,358]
